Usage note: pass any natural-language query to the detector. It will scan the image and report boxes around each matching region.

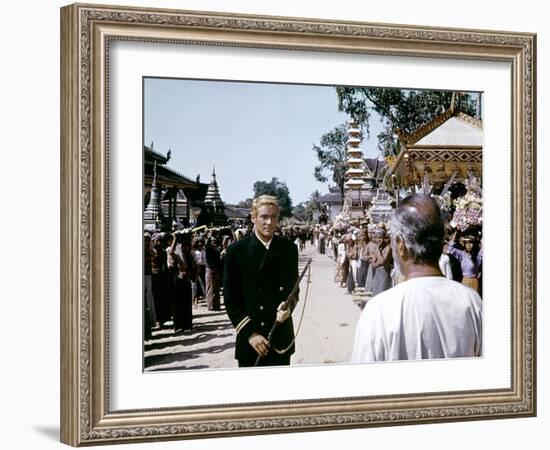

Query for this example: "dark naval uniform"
[223,233,299,367]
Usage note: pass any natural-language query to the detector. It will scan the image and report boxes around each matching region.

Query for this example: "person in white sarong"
[351,194,482,362]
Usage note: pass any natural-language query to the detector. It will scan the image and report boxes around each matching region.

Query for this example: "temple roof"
[317,191,342,203]
[390,105,483,185]
[144,146,198,189]
[224,205,250,219]
[144,162,197,189]
[144,145,170,164]
[396,104,482,148]
[413,114,482,146]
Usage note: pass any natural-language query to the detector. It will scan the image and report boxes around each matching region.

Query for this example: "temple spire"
[343,120,373,218]
[144,160,164,223]
[197,166,228,227]
[204,166,223,209]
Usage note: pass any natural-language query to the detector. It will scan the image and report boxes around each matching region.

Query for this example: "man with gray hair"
[351,194,482,362]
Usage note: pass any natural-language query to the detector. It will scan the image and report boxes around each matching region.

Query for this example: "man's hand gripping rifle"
[254,258,312,366]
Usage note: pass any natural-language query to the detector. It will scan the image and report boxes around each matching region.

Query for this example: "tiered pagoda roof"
[204,167,224,209]
[196,167,228,227]
[344,121,374,190]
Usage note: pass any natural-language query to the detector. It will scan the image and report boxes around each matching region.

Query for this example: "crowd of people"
[144,213,482,330]
[350,194,482,361]
[144,192,484,365]
[306,217,483,303]
[143,224,249,338]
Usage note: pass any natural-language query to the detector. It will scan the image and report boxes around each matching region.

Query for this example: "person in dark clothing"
[168,232,197,333]
[151,233,170,326]
[223,195,299,367]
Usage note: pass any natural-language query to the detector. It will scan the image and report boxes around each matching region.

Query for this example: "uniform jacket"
[223,233,299,364]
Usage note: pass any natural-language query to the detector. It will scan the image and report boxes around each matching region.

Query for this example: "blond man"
[223,195,299,367]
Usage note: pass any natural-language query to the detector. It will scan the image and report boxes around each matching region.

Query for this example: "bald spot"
[400,196,441,225]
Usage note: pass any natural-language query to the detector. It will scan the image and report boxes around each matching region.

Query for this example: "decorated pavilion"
[388,96,483,191]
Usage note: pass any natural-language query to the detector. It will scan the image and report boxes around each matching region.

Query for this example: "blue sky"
[144,78,383,205]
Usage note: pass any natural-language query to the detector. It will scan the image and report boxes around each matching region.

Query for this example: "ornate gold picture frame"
[60,3,536,446]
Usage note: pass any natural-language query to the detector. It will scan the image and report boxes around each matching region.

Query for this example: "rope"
[273,262,312,355]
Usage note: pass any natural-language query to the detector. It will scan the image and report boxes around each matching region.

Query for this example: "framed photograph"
[61,3,536,446]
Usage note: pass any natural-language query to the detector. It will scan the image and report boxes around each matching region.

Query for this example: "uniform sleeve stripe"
[236,316,251,334]
[236,316,250,330]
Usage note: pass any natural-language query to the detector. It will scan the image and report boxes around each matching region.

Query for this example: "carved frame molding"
[61,3,536,446]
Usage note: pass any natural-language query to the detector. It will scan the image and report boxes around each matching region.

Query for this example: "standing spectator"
[370,228,393,296]
[151,233,170,326]
[335,235,347,287]
[192,239,207,307]
[318,229,326,254]
[144,233,159,332]
[205,236,222,311]
[168,232,197,333]
[294,233,301,252]
[448,232,482,295]
[346,235,359,294]
[364,227,378,294]
[299,229,307,252]
[356,233,369,289]
[438,242,454,280]
[164,233,177,325]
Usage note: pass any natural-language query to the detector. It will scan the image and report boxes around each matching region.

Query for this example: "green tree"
[377,123,401,158]
[304,190,322,222]
[253,177,293,218]
[312,124,351,206]
[336,87,477,157]
[292,203,307,222]
[236,198,253,208]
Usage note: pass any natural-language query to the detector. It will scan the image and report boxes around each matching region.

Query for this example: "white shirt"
[439,254,453,280]
[351,276,482,362]
[254,229,272,250]
[193,249,206,266]
[337,242,346,264]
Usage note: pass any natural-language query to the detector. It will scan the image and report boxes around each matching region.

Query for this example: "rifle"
[254,258,312,366]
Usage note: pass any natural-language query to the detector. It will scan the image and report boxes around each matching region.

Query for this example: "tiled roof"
[144,161,197,188]
[144,146,169,164]
[224,205,251,219]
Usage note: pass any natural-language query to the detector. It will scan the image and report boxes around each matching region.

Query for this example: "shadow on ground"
[144,341,235,369]
[144,331,233,351]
